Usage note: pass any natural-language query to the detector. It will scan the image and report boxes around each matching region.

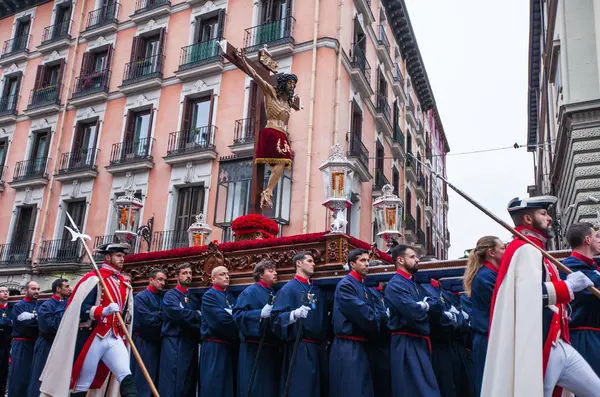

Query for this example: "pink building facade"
[0,0,449,291]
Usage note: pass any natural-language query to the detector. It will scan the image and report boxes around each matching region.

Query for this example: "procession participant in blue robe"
[272,251,332,397]
[0,287,13,397]
[329,249,378,397]
[199,266,239,397]
[158,264,202,397]
[27,278,71,396]
[461,236,504,396]
[131,269,167,397]
[562,222,600,377]
[448,291,474,397]
[233,259,279,397]
[367,280,392,397]
[8,280,40,397]
[385,245,441,397]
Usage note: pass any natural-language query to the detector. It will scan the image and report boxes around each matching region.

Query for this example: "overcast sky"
[405,0,534,258]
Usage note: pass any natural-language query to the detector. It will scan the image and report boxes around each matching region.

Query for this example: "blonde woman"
[462,236,505,396]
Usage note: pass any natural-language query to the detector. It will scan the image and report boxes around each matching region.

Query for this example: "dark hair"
[253,259,276,282]
[348,248,369,265]
[51,278,68,294]
[24,281,38,290]
[149,269,166,279]
[176,263,192,276]
[292,251,313,269]
[566,222,595,248]
[390,244,411,267]
[275,73,298,105]
[510,208,536,226]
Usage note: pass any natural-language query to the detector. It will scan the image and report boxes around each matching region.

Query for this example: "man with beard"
[199,266,238,397]
[158,264,202,397]
[27,278,71,395]
[272,251,331,397]
[0,286,12,397]
[329,249,379,397]
[482,196,600,397]
[562,223,600,378]
[234,260,279,397]
[385,245,441,397]
[9,280,40,397]
[131,269,167,397]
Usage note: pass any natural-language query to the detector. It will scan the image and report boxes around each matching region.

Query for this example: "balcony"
[348,44,373,98]
[373,169,390,197]
[0,35,30,65]
[405,213,416,241]
[82,3,120,40]
[38,20,72,53]
[164,126,217,165]
[376,25,393,70]
[392,63,406,100]
[175,39,224,81]
[426,146,432,165]
[0,93,19,125]
[353,0,375,23]
[416,172,426,199]
[375,93,393,137]
[150,230,188,252]
[106,137,154,174]
[0,166,7,192]
[416,123,426,149]
[71,69,111,107]
[347,133,371,182]
[131,0,171,24]
[406,96,417,128]
[24,83,62,117]
[38,239,82,267]
[244,16,295,56]
[120,54,164,94]
[9,158,50,189]
[405,154,417,183]
[0,243,34,268]
[229,118,255,156]
[391,123,406,161]
[55,148,99,182]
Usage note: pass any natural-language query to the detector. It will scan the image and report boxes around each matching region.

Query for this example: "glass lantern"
[319,144,354,233]
[114,182,143,243]
[373,184,404,245]
[188,213,212,247]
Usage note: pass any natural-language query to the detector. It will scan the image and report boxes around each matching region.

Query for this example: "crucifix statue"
[219,40,302,211]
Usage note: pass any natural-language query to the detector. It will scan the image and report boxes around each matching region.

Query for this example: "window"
[375,141,384,172]
[80,48,113,76]
[378,71,387,99]
[407,133,413,154]
[73,120,99,152]
[61,200,86,241]
[30,130,49,162]
[130,29,165,61]
[416,204,422,232]
[15,18,30,38]
[198,15,220,42]
[12,205,36,247]
[260,0,292,23]
[214,158,253,240]
[353,16,366,54]
[55,4,72,25]
[0,74,21,112]
[0,139,8,180]
[180,95,214,148]
[125,108,153,142]
[33,61,66,90]
[174,185,205,231]
[405,188,412,218]
[350,101,362,140]
[392,166,399,196]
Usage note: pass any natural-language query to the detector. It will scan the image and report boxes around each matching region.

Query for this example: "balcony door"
[181,96,213,148]
[259,0,292,44]
[30,130,49,175]
[169,185,204,249]
[1,75,21,112]
[0,140,7,181]
[53,4,72,38]
[14,18,30,51]
[129,28,165,76]
[124,109,153,159]
[353,17,366,56]
[72,120,99,168]
[32,61,65,104]
[60,200,86,258]
[11,205,36,259]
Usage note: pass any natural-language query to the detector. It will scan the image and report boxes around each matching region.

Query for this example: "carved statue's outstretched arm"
[236,49,276,98]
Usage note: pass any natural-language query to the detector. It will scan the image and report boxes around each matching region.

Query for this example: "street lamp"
[114,182,143,243]
[319,143,353,233]
[188,213,212,247]
[373,184,404,248]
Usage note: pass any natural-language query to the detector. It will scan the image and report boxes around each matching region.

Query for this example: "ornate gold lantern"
[319,144,353,233]
[373,184,404,245]
[113,182,143,243]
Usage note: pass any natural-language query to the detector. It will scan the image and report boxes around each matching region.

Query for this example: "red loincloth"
[255,127,292,168]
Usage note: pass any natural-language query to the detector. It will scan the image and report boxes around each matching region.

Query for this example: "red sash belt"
[392,331,432,353]
[203,338,231,345]
[245,339,279,348]
[335,334,368,342]
[570,327,600,333]
[301,338,319,344]
[13,337,34,342]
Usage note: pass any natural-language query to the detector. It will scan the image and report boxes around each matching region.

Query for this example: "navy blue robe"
[385,272,441,397]
[158,286,202,397]
[8,298,40,397]
[271,277,332,397]
[562,253,600,377]
[131,287,164,397]
[329,273,378,397]
[199,287,238,397]
[367,287,392,397]
[470,264,497,396]
[233,282,280,397]
[27,296,65,396]
[0,304,13,397]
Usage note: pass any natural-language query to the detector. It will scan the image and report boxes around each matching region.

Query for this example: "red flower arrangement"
[231,214,280,238]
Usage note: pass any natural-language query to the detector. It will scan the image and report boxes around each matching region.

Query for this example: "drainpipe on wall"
[331,0,344,146]
[34,0,88,260]
[301,0,322,234]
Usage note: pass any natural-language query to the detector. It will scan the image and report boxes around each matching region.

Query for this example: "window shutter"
[158,28,166,55]
[105,45,114,70]
[15,74,22,97]
[130,36,141,62]
[80,51,93,76]
[124,111,135,142]
[208,92,215,126]
[1,78,9,98]
[181,97,192,132]
[93,118,101,150]
[33,65,46,90]
[217,9,226,40]
[57,59,67,85]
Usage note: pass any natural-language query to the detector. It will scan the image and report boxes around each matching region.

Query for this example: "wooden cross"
[219,40,301,214]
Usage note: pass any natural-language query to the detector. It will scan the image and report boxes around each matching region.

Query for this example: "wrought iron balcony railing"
[1,35,30,56]
[179,38,221,70]
[13,158,50,181]
[122,54,164,85]
[0,166,7,185]
[376,92,391,124]
[408,96,415,113]
[374,169,390,190]
[73,69,111,98]
[41,20,72,43]
[377,25,390,51]
[150,230,188,252]
[418,229,426,245]
[426,147,432,161]
[38,239,82,264]
[28,83,62,109]
[347,133,369,171]
[350,44,371,86]
[244,16,295,51]
[234,118,255,145]
[0,93,19,116]
[0,242,34,266]
[393,124,405,149]
[405,213,416,233]
[134,0,170,14]
[86,3,120,30]
[406,154,416,174]
[109,137,154,165]
[58,148,99,174]
[166,126,216,157]
[393,63,404,87]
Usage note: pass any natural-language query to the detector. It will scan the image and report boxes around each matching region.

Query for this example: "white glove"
[261,304,273,319]
[196,310,202,317]
[289,305,311,323]
[449,305,460,314]
[17,312,35,321]
[416,301,430,312]
[225,308,233,315]
[461,310,470,320]
[443,311,456,322]
[566,271,594,293]
[102,303,120,317]
[386,308,390,318]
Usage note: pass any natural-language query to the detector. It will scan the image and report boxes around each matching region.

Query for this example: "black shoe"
[70,393,88,397]
[119,375,139,397]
